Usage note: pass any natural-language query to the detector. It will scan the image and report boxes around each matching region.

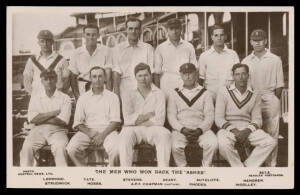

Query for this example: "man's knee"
[265,136,277,148]
[21,139,41,155]
[156,127,171,141]
[171,132,185,151]
[207,137,218,151]
[119,127,135,140]
[171,139,183,152]
[66,142,80,158]
[51,140,68,154]
[21,140,34,151]
[104,136,119,156]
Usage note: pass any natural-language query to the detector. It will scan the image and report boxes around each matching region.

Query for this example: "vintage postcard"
[6,6,294,189]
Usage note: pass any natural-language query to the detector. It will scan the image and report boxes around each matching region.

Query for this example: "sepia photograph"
[7,6,294,189]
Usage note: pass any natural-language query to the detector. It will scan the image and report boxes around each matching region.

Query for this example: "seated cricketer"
[20,69,72,166]
[66,66,121,166]
[167,63,218,167]
[119,63,171,167]
[216,63,276,167]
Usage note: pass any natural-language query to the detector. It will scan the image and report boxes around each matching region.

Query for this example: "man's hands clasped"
[181,127,203,142]
[231,128,252,147]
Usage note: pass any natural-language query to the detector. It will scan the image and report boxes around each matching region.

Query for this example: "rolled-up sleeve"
[57,95,72,125]
[198,53,206,80]
[167,91,184,131]
[105,47,114,69]
[23,58,34,93]
[108,93,121,123]
[55,58,65,91]
[147,45,155,73]
[23,58,34,77]
[198,92,214,132]
[112,47,122,75]
[27,95,40,122]
[227,51,240,81]
[72,96,86,129]
[275,57,285,89]
[154,47,163,74]
[149,91,166,126]
[189,45,197,68]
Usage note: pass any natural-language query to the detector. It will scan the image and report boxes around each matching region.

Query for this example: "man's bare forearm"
[23,76,33,94]
[70,72,80,99]
[153,73,160,88]
[44,117,67,127]
[112,71,121,96]
[102,122,121,137]
[62,77,71,94]
[275,87,283,100]
[105,68,112,91]
[30,110,59,125]
[198,78,204,86]
[76,124,97,139]
[139,120,154,127]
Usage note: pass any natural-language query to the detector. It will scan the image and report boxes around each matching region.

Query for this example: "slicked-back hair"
[134,63,151,76]
[89,66,106,78]
[232,63,249,74]
[210,24,225,35]
[83,24,99,34]
[125,17,142,29]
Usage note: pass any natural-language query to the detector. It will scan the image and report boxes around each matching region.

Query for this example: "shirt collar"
[79,45,101,56]
[229,83,253,93]
[250,49,272,59]
[179,83,203,92]
[88,88,106,97]
[135,83,159,92]
[166,38,184,46]
[208,45,229,54]
[37,51,57,61]
[40,89,59,98]
[123,39,143,48]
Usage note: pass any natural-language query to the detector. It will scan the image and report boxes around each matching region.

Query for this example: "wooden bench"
[86,143,158,167]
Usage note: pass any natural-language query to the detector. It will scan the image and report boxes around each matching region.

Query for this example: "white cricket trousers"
[119,126,172,167]
[66,131,119,166]
[20,124,69,167]
[217,128,276,167]
[172,130,218,167]
[260,93,281,167]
